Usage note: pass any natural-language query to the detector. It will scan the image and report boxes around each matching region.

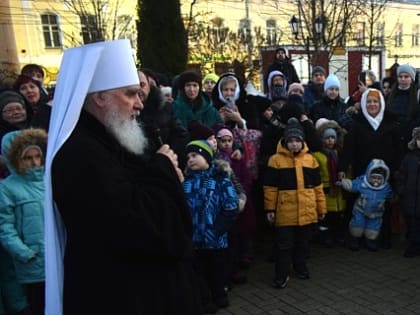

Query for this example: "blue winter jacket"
[345,159,393,218]
[183,165,239,249]
[0,131,45,284]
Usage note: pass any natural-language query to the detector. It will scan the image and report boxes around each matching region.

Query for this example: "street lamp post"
[289,14,323,78]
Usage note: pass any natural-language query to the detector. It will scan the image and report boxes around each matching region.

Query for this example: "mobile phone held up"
[225,97,235,110]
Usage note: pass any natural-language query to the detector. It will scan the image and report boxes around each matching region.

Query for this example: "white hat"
[44,39,138,315]
[324,74,340,92]
[87,40,139,92]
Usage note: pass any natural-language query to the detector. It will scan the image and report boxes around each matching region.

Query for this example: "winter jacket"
[211,72,261,130]
[340,159,392,218]
[396,148,420,218]
[264,58,300,88]
[313,151,346,212]
[173,92,222,129]
[0,130,46,284]
[303,81,324,112]
[310,95,351,130]
[386,85,420,150]
[264,141,326,227]
[338,111,401,179]
[183,164,239,249]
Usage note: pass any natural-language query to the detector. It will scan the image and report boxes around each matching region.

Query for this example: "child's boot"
[349,236,360,251]
[365,238,378,251]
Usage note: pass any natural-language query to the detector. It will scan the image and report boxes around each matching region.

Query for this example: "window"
[376,22,384,46]
[41,14,62,48]
[412,24,419,47]
[354,21,365,46]
[266,19,277,46]
[239,19,251,44]
[394,23,403,47]
[80,15,101,43]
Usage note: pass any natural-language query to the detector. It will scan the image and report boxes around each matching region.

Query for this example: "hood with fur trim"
[1,128,47,174]
[363,159,390,190]
[315,119,347,150]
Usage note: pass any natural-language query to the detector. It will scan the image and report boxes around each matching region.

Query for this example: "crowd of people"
[0,40,419,315]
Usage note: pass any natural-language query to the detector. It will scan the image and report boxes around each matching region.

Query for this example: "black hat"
[178,71,202,90]
[283,117,305,142]
[188,120,214,141]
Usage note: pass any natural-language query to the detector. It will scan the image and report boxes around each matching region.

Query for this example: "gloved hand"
[338,178,352,191]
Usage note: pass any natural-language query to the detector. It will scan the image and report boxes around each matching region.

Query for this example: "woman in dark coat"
[211,72,260,130]
[338,88,400,248]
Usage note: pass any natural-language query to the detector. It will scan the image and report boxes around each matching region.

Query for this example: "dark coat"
[265,59,300,88]
[30,102,52,132]
[138,85,189,167]
[52,111,202,315]
[309,95,351,130]
[211,73,261,130]
[338,111,401,180]
[396,148,420,218]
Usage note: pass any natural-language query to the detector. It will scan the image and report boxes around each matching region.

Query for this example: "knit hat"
[315,118,330,130]
[283,117,305,142]
[202,73,219,84]
[178,71,202,90]
[312,66,326,76]
[216,127,233,139]
[397,64,416,81]
[323,128,337,139]
[186,140,214,165]
[408,126,420,150]
[188,120,214,141]
[0,90,26,112]
[324,74,340,91]
[288,82,305,94]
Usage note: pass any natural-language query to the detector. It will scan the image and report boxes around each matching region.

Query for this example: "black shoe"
[214,296,229,308]
[295,269,310,279]
[404,245,420,258]
[366,239,378,252]
[272,275,290,289]
[203,303,219,314]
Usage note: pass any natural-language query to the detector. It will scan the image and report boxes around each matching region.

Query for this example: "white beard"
[103,103,148,155]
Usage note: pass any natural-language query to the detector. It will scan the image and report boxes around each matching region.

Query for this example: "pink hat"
[216,128,233,139]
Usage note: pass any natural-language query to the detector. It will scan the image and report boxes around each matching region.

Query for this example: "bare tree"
[292,0,364,64]
[63,0,134,44]
[358,0,388,69]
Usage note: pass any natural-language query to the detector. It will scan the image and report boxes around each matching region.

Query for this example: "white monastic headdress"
[44,39,139,315]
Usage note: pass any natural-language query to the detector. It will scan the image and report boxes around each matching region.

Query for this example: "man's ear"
[91,91,108,108]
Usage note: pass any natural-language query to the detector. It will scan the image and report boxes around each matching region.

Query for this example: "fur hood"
[315,119,347,150]
[2,128,47,174]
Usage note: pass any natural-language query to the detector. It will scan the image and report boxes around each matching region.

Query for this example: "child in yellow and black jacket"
[264,118,326,289]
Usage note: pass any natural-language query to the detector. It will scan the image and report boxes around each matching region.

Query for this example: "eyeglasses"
[2,106,25,115]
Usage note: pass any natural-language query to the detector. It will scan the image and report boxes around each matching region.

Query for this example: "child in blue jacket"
[183,140,239,313]
[338,159,392,251]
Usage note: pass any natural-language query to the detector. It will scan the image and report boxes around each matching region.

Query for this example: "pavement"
[218,235,420,314]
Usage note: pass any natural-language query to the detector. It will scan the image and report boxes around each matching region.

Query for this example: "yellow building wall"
[1,0,420,85]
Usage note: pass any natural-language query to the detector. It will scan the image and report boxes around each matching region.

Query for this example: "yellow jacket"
[264,142,326,226]
[312,151,346,212]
